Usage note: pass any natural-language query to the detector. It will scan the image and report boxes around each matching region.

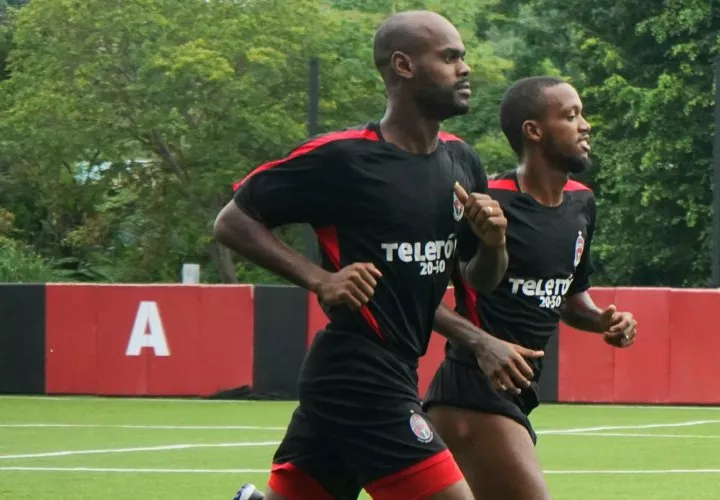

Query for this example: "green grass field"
[1,396,719,499]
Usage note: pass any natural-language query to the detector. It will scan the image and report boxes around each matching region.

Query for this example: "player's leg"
[362,446,474,500]
[255,405,361,500]
[295,329,473,499]
[318,398,472,500]
[429,406,548,499]
[424,359,550,500]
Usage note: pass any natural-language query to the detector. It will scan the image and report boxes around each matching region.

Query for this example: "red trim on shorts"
[268,462,335,500]
[314,225,383,340]
[364,449,464,500]
[232,128,380,191]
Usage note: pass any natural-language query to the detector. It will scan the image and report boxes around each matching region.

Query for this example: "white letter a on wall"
[125,301,170,357]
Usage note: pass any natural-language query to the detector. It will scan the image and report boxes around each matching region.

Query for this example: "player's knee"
[262,489,286,500]
[425,479,474,500]
[524,471,552,500]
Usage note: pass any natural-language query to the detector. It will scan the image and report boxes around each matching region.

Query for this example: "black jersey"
[234,122,488,364]
[448,170,596,375]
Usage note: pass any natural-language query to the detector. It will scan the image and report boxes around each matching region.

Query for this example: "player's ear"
[522,120,542,143]
[390,51,414,80]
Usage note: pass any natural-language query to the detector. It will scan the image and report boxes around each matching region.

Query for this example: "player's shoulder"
[439,131,485,179]
[439,130,467,145]
[291,123,380,156]
[563,178,595,205]
[439,130,477,158]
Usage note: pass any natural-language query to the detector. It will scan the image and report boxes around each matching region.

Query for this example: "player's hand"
[315,263,382,310]
[454,182,507,248]
[597,304,636,348]
[473,336,544,394]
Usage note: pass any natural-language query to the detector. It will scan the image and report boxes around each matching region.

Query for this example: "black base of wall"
[0,284,46,394]
[252,285,309,399]
[538,331,559,403]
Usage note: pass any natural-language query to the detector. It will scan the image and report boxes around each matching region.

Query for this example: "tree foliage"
[475,0,718,286]
[0,0,716,287]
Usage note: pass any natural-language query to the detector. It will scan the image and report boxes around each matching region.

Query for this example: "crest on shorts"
[409,413,434,444]
[452,191,464,222]
[574,230,585,268]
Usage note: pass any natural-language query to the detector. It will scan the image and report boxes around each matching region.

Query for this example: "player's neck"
[379,103,440,155]
[516,161,567,207]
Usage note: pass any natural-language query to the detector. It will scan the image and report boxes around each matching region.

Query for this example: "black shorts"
[268,330,464,500]
[421,358,540,444]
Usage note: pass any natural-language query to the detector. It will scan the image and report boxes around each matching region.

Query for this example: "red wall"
[42,284,720,404]
[45,284,254,396]
[558,287,720,404]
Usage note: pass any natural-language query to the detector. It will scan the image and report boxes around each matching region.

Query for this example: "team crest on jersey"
[409,413,434,443]
[452,191,464,222]
[574,231,585,268]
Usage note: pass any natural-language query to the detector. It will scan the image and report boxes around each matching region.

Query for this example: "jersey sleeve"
[233,141,340,229]
[568,194,597,296]
[456,150,489,263]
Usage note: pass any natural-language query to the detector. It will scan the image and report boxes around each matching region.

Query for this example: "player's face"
[540,83,592,174]
[411,28,471,121]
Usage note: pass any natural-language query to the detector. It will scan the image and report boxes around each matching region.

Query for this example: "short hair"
[372,11,436,78]
[499,76,566,156]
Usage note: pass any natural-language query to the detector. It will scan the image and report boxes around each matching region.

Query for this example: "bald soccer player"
[219,11,540,500]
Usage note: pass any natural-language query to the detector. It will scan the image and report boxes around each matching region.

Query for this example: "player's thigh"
[429,406,549,500]
[424,360,548,500]
[267,406,361,500]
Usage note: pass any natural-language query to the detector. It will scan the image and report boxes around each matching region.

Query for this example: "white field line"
[551,404,720,411]
[0,441,280,460]
[1,466,720,475]
[537,419,720,435]
[543,469,720,475]
[3,419,719,433]
[551,432,720,439]
[0,467,268,473]
[0,396,268,404]
[0,424,286,430]
[3,397,719,411]
[1,420,718,462]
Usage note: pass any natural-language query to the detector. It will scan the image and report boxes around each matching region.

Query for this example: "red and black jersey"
[234,122,488,363]
[449,170,596,375]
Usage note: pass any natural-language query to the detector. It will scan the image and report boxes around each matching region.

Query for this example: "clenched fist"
[454,182,507,248]
[315,262,382,310]
[597,304,637,348]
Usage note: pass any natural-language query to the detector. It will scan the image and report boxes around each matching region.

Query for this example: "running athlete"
[216,11,532,500]
[422,76,638,500]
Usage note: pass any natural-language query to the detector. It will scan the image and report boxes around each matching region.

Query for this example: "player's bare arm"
[454,183,508,292]
[433,303,544,393]
[214,202,381,310]
[561,291,637,348]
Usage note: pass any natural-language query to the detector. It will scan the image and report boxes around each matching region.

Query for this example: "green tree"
[0,0,350,283]
[477,0,718,287]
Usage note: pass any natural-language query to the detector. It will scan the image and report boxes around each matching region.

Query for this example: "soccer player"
[216,10,536,500]
[422,76,638,499]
